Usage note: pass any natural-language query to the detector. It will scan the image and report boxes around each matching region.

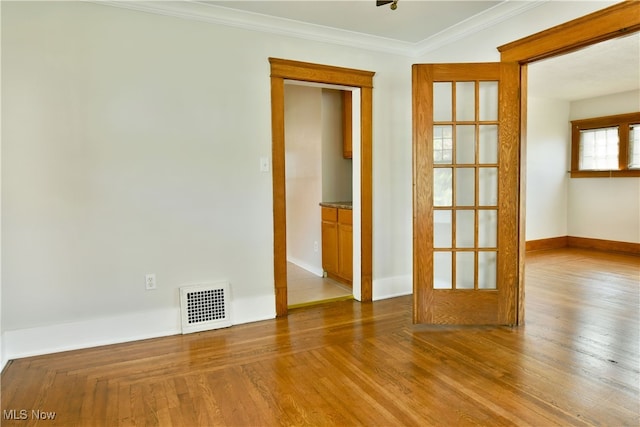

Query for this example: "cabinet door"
[337,209,353,284]
[338,223,353,283]
[321,207,338,275]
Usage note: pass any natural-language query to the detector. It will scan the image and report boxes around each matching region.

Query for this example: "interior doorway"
[497,1,639,323]
[283,83,358,308]
[269,58,375,317]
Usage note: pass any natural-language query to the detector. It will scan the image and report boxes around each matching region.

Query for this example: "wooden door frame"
[497,1,640,324]
[269,58,375,317]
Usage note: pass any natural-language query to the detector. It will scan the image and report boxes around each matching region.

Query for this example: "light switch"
[260,157,270,172]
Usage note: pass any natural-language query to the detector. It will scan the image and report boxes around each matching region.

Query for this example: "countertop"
[320,201,352,210]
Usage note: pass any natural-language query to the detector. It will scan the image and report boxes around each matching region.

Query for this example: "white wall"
[321,89,352,203]
[284,84,323,275]
[525,97,570,240]
[521,89,639,244]
[568,90,640,243]
[0,1,412,362]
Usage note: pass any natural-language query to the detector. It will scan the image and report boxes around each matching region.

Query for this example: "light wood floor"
[287,262,352,308]
[2,248,639,426]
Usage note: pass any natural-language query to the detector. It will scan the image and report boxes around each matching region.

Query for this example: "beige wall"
[284,84,323,274]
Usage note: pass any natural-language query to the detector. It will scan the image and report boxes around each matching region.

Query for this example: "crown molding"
[93,0,414,55]
[412,0,549,57]
[92,0,547,57]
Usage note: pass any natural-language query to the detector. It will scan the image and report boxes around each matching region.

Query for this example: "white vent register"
[180,282,232,334]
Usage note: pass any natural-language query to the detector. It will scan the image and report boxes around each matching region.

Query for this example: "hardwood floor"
[287,262,352,308]
[2,248,638,426]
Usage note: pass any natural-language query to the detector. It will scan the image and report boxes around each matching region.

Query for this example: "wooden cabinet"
[342,91,352,159]
[321,207,338,276]
[337,209,353,283]
[321,206,353,287]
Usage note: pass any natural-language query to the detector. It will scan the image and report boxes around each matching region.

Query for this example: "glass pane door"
[433,80,498,291]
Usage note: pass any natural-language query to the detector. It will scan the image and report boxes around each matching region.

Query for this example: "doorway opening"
[269,58,375,317]
[283,82,361,308]
[497,1,639,323]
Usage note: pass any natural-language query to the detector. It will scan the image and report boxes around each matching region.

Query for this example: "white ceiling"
[202,0,639,101]
[204,0,502,44]
[108,0,640,101]
[528,32,640,101]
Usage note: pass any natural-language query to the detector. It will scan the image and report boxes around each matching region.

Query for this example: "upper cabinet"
[342,91,352,159]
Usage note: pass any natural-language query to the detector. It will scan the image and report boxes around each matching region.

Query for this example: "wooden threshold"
[288,295,355,310]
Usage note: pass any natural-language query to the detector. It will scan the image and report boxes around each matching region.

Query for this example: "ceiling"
[201,0,638,101]
[204,0,502,44]
[110,1,640,101]
[528,32,640,101]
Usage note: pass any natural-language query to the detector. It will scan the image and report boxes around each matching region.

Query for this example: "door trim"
[269,58,375,316]
[498,1,640,64]
[498,0,640,324]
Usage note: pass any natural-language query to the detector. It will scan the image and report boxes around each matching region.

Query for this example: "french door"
[412,63,520,325]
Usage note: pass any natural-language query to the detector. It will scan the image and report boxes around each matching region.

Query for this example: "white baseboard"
[373,275,413,301]
[287,257,324,277]
[3,295,276,362]
[1,332,6,372]
[3,308,182,361]
[231,294,276,324]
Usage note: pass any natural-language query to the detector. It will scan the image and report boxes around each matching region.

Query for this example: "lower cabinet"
[321,206,353,287]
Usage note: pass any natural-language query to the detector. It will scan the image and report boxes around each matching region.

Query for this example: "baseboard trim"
[3,295,276,362]
[287,257,324,277]
[526,236,569,252]
[526,236,639,256]
[373,275,413,301]
[567,236,640,256]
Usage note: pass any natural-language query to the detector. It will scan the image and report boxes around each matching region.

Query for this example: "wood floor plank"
[1,248,638,426]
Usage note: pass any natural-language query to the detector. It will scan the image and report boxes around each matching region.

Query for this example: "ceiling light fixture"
[376,0,398,11]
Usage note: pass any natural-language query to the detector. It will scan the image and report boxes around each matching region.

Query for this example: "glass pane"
[455,168,475,206]
[479,125,498,164]
[456,125,476,164]
[478,210,497,248]
[456,252,475,290]
[579,127,619,170]
[456,82,475,121]
[629,124,640,169]
[479,81,498,121]
[434,210,452,248]
[434,82,452,122]
[478,167,498,206]
[434,168,453,207]
[434,252,452,289]
[434,125,453,164]
[478,252,497,289]
[456,210,475,248]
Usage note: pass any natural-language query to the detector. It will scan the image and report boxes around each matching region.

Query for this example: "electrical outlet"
[145,274,156,290]
[314,241,319,252]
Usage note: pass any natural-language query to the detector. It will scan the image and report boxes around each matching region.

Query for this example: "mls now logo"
[3,409,57,420]
[3,410,28,420]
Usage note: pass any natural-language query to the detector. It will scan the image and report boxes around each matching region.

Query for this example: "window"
[570,112,640,177]
[630,124,640,169]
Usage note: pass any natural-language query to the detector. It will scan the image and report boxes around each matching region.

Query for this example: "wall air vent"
[179,281,232,334]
